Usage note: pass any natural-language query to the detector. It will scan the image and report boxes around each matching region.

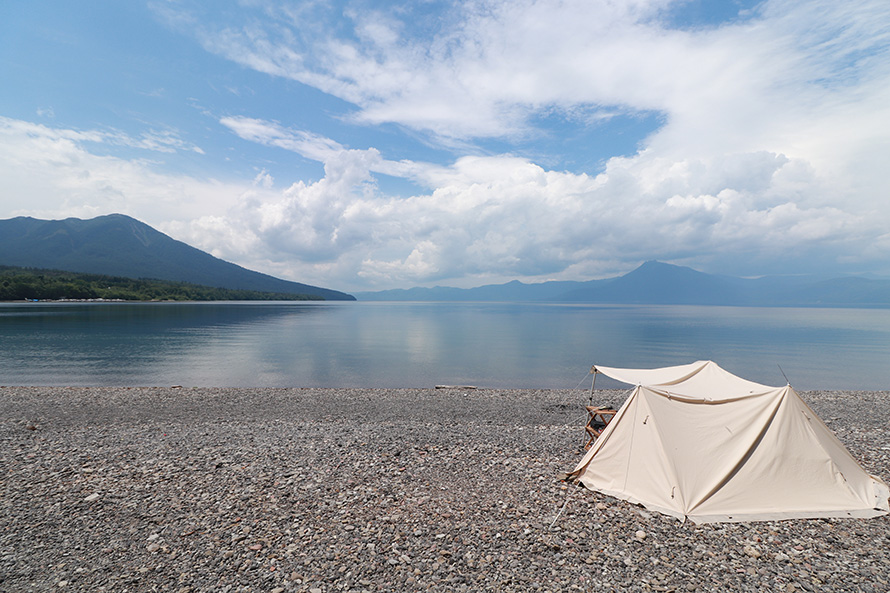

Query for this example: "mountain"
[357,279,583,302]
[356,261,890,307]
[554,261,745,304]
[0,214,354,300]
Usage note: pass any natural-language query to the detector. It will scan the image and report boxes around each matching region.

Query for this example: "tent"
[567,361,889,523]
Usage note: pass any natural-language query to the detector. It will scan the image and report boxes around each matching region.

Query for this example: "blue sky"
[1,0,889,291]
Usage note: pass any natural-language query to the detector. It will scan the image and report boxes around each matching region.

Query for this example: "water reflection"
[1,302,330,386]
[1,302,888,389]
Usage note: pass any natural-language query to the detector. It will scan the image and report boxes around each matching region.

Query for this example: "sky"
[1,0,889,292]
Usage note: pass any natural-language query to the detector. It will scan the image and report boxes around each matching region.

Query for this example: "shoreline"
[2,387,888,592]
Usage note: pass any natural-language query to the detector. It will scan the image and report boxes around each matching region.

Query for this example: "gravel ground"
[1,386,889,593]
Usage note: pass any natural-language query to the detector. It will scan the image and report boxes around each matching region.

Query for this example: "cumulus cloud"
[4,0,889,290]
[1,111,884,289]
[165,133,878,288]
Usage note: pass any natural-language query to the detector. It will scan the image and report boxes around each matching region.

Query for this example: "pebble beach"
[1,386,888,593]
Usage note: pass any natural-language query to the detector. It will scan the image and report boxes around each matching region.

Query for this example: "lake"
[1,301,888,390]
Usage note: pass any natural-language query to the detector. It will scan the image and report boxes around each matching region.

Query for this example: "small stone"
[634,530,646,540]
[83,493,100,503]
[57,581,68,588]
[743,545,761,559]
[271,588,285,593]
[146,543,161,553]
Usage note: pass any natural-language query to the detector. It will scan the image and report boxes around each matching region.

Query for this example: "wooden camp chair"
[584,406,617,449]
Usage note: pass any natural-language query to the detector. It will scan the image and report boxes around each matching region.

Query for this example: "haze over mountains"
[357,261,890,307]
[0,214,354,300]
[2,214,887,307]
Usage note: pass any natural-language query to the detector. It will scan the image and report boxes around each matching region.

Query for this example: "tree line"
[0,266,321,301]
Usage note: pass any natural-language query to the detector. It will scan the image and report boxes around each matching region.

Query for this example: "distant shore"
[2,387,888,592]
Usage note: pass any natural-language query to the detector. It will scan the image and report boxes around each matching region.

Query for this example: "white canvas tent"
[568,361,889,523]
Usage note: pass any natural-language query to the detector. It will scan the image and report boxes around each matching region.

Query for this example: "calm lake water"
[1,301,888,390]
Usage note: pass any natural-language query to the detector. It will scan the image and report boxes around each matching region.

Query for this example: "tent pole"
[579,367,599,451]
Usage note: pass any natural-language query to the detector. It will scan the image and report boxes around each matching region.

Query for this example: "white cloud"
[165,136,883,288]
[220,115,448,184]
[253,169,275,189]
[165,1,890,205]
[4,0,890,291]
[0,117,236,223]
[2,112,887,290]
[220,116,346,162]
[168,0,889,148]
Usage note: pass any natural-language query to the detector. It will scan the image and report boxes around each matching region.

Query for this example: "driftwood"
[434,385,477,390]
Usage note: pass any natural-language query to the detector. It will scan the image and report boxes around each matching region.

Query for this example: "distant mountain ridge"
[0,214,354,300]
[356,261,890,307]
